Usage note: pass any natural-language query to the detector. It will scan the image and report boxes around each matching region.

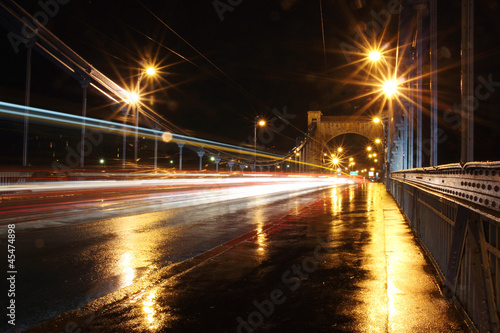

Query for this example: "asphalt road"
[23,183,469,333]
[0,178,340,332]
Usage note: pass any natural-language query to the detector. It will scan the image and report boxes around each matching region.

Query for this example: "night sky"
[1,0,499,165]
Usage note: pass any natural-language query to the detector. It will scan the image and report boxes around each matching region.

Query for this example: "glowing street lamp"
[368,50,382,62]
[128,92,139,104]
[382,79,398,98]
[254,117,266,170]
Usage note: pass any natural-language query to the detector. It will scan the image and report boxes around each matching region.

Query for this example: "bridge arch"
[304,111,384,169]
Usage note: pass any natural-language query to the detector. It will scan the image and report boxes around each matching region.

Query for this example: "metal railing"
[389,162,500,332]
[0,172,33,185]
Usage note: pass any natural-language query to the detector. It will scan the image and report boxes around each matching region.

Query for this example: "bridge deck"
[27,183,469,332]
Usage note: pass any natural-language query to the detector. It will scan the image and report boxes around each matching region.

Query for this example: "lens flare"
[368,51,381,62]
[382,79,397,97]
[161,132,173,142]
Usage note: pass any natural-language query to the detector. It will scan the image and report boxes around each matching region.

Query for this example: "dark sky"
[1,0,499,163]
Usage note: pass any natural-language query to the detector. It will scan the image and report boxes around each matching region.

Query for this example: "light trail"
[1,174,354,195]
[0,175,356,229]
[0,101,331,170]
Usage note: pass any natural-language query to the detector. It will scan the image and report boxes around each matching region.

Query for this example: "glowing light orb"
[146,67,156,76]
[368,51,381,62]
[128,92,139,103]
[162,132,173,142]
[382,80,397,97]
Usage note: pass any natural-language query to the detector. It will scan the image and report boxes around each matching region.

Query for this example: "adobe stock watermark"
[240,106,296,149]
[213,0,243,22]
[339,0,402,63]
[51,129,103,172]
[235,237,334,333]
[7,0,71,54]
[422,74,500,155]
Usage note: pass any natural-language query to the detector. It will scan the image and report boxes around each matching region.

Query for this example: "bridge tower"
[304,111,384,172]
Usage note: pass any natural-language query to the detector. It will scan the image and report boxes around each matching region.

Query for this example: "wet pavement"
[26,183,469,332]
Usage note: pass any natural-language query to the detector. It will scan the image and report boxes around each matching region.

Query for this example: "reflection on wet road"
[0,177,346,332]
[24,183,468,333]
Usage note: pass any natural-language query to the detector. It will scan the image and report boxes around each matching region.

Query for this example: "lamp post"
[373,116,388,186]
[132,66,157,166]
[153,123,161,170]
[122,108,129,169]
[254,117,266,171]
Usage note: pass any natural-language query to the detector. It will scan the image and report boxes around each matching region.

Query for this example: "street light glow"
[146,67,156,76]
[373,117,381,123]
[368,50,381,62]
[375,138,381,144]
[128,92,139,104]
[382,79,398,97]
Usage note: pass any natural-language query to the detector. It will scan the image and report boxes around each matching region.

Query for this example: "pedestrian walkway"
[27,183,469,332]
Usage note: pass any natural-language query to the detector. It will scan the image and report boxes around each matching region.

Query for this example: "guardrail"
[389,162,500,332]
[0,172,33,185]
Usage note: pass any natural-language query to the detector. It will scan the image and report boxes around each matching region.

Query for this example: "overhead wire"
[134,0,325,150]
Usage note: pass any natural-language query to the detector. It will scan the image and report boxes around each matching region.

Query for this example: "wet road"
[25,183,469,333]
[0,177,342,332]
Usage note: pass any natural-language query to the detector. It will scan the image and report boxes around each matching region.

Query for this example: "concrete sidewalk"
[27,183,469,332]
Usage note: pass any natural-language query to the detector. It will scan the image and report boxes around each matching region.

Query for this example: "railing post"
[467,217,497,332]
[445,205,468,293]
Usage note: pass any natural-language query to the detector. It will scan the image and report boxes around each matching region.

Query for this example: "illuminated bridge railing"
[389,162,500,332]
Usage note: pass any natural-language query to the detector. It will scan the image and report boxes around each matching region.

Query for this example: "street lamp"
[133,65,157,166]
[254,117,266,170]
[382,79,398,97]
[368,50,382,62]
